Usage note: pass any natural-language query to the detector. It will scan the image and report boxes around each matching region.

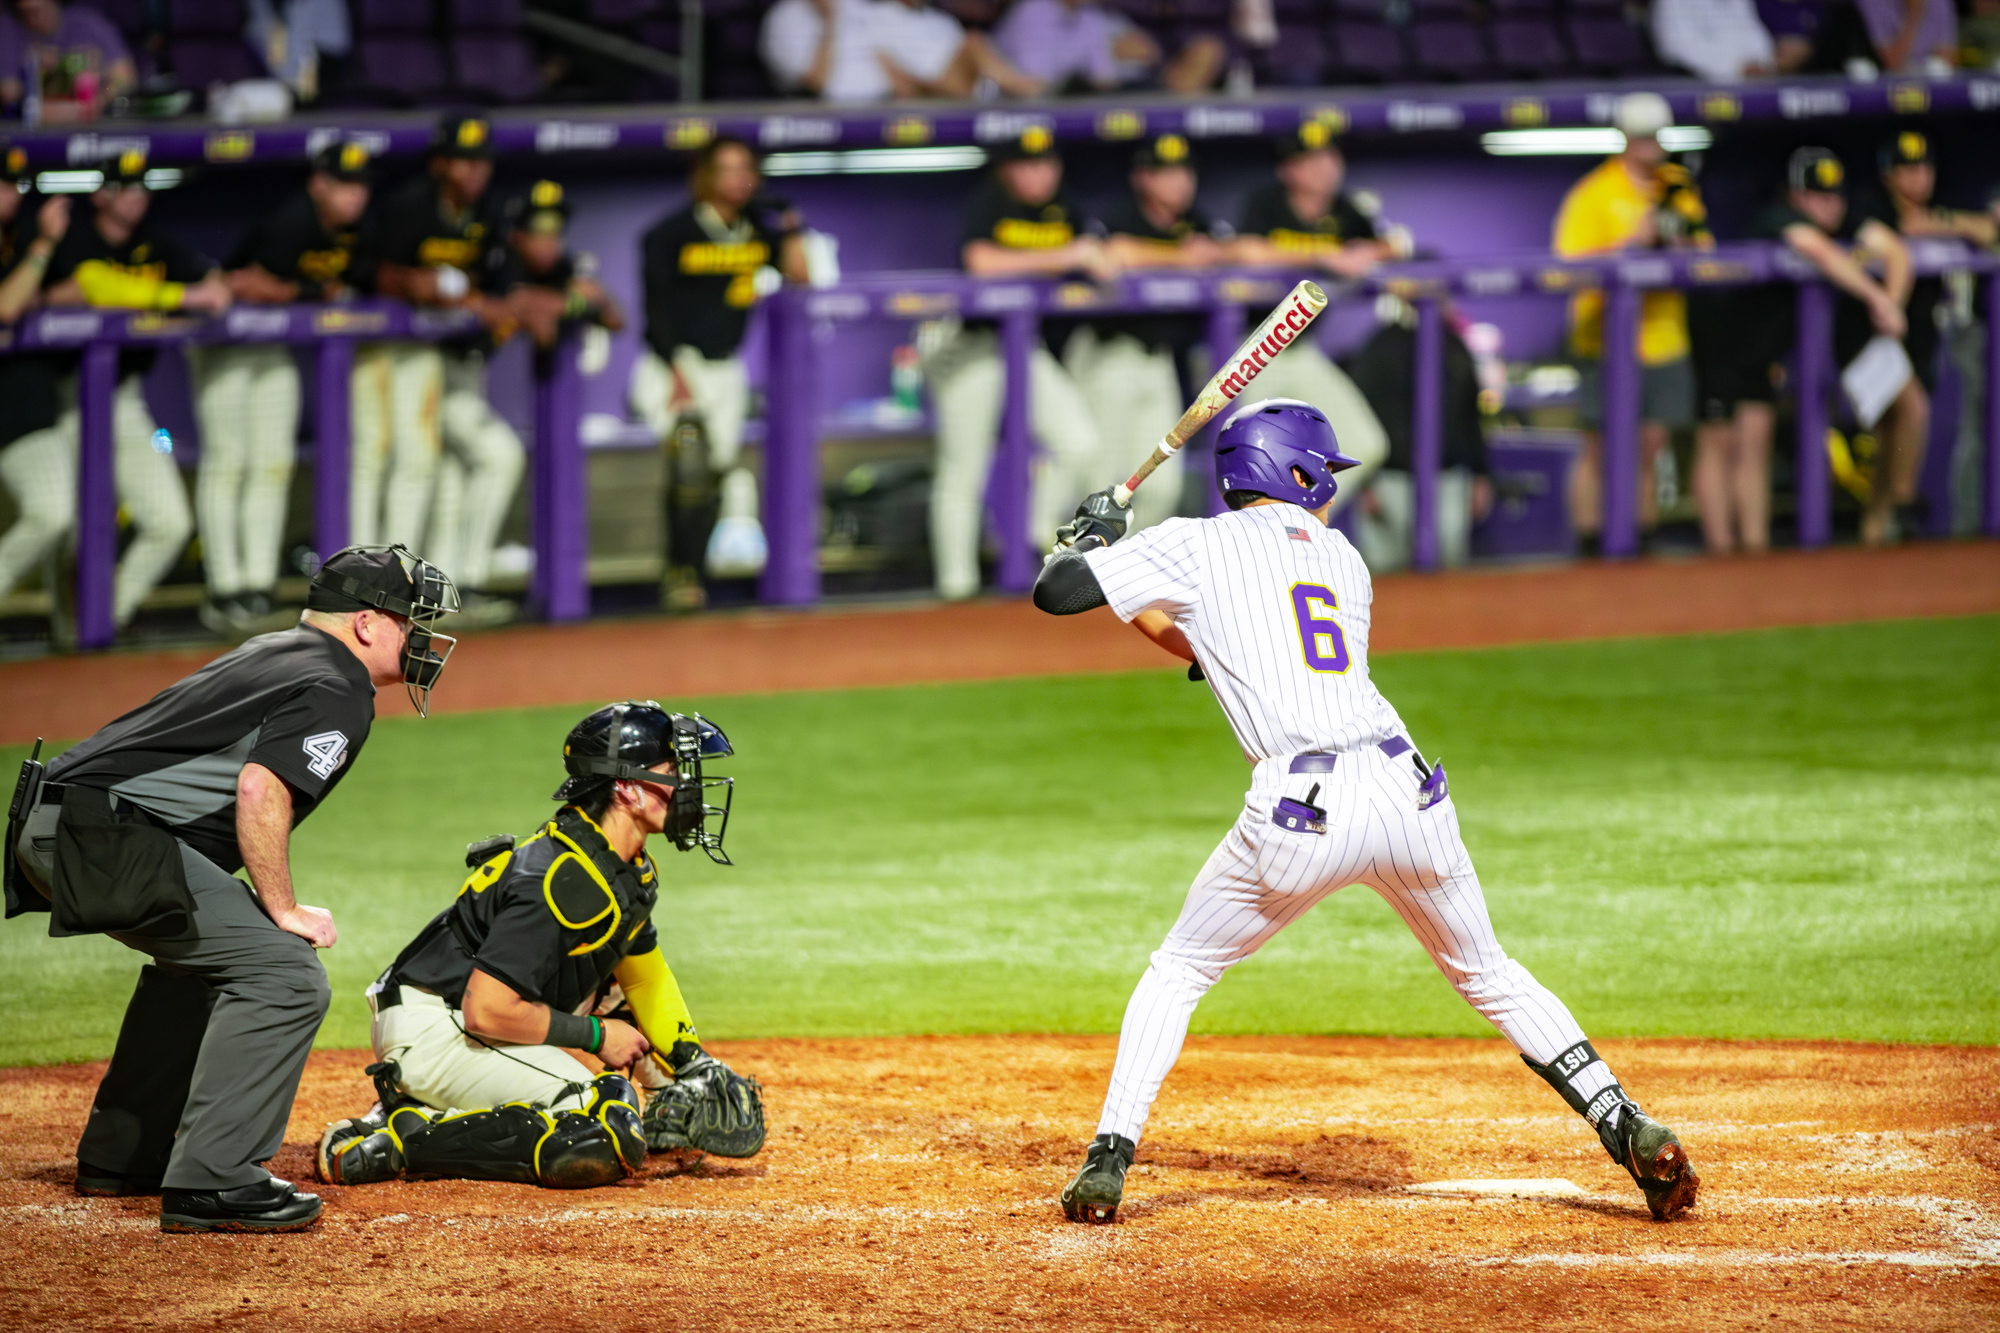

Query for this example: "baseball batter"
[1032,399,1700,1225]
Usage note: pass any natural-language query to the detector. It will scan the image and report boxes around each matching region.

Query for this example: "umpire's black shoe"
[160,1177,323,1234]
[74,1163,162,1197]
[1060,1133,1136,1225]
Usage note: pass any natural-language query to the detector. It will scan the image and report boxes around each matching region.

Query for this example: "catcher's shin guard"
[316,1109,417,1186]
[394,1075,646,1190]
[1525,1041,1699,1221]
[1060,1133,1135,1225]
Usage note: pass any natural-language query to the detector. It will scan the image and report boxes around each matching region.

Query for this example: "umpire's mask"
[307,544,461,717]
[554,701,736,865]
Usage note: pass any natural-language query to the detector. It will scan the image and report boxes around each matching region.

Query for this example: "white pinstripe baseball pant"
[1096,740,1589,1145]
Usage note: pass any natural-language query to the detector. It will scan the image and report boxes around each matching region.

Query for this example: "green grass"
[3,615,1996,1066]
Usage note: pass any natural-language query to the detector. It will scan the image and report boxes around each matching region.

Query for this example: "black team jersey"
[961,176,1095,355]
[228,191,365,300]
[43,213,212,377]
[640,202,779,362]
[1094,190,1224,362]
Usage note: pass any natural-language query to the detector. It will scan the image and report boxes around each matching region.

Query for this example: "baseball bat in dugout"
[1111,279,1330,507]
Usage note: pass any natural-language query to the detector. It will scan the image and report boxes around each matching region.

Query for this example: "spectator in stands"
[760,0,1041,101]
[1346,298,1494,574]
[993,0,1225,94]
[925,125,1110,600]
[0,0,136,121]
[1069,133,1227,534]
[1552,92,1708,553]
[1853,0,1955,71]
[1963,0,2000,68]
[632,137,806,608]
[1702,149,1921,550]
[1759,0,1880,72]
[41,149,222,630]
[357,114,523,628]
[1226,121,1393,513]
[245,0,352,101]
[188,140,371,639]
[0,149,73,620]
[1652,0,1776,80]
[499,179,624,352]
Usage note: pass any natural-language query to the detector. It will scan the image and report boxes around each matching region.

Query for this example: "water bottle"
[151,428,173,455]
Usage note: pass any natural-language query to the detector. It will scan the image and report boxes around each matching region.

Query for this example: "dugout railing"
[2,238,1997,646]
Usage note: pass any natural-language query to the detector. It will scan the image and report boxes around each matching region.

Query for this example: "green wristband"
[587,1016,605,1055]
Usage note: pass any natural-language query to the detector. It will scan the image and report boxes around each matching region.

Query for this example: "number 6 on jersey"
[1289,583,1350,673]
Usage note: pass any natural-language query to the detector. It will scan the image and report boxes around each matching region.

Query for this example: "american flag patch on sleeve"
[1285,526,1313,542]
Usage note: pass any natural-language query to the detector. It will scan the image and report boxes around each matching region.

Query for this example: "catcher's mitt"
[641,1054,766,1158]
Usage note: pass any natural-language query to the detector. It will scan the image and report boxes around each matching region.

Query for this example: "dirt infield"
[3,541,1996,745]
[0,1037,1993,1332]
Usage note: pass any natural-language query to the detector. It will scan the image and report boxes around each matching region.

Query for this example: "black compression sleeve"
[1032,552,1108,615]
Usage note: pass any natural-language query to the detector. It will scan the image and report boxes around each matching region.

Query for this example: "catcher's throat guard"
[555,702,736,864]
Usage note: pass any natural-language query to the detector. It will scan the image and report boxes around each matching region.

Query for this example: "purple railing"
[4,238,1997,645]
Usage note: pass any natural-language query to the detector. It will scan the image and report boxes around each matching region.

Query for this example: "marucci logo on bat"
[1216,295,1316,397]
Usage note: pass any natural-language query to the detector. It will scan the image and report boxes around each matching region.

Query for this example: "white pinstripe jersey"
[1084,502,1407,762]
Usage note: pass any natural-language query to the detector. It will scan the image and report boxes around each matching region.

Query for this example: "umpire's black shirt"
[229,191,364,300]
[640,201,777,362]
[47,625,376,873]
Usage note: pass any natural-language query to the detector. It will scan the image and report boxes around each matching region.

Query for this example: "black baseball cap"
[100,147,149,187]
[1880,130,1932,170]
[307,544,456,620]
[991,123,1058,164]
[1788,147,1845,195]
[507,178,570,235]
[1133,133,1195,171]
[312,140,375,184]
[433,114,494,161]
[1274,119,1340,161]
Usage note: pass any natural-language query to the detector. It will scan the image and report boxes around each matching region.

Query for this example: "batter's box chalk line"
[1404,1179,1588,1199]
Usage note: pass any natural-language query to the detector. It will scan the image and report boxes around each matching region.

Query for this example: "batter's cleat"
[1060,1133,1135,1224]
[160,1177,322,1234]
[1604,1106,1700,1221]
[316,1114,409,1186]
[74,1164,162,1197]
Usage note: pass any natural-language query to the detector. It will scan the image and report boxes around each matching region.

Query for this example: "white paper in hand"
[1842,335,1913,431]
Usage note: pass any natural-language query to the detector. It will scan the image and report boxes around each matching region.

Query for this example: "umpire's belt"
[1288,736,1412,773]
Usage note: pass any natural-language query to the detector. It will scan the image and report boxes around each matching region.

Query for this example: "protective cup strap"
[1523,1039,1627,1128]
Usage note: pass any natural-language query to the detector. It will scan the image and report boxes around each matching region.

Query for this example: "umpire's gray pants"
[79,843,331,1191]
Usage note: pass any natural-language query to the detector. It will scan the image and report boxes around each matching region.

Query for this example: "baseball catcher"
[317,701,765,1190]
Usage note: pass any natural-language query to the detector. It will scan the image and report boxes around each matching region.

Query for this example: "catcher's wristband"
[545,1009,594,1050]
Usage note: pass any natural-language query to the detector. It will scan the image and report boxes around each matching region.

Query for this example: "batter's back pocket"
[1272,783,1327,835]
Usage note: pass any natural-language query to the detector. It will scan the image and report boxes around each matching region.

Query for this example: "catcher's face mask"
[662,713,733,865]
[555,703,735,865]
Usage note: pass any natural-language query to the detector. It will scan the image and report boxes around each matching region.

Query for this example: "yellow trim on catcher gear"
[528,1106,563,1181]
[613,945,699,1051]
[545,826,622,955]
[459,848,514,897]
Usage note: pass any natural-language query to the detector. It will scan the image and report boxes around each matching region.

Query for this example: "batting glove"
[1053,488,1130,554]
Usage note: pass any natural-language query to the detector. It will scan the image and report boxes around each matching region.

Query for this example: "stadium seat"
[169,36,264,86]
[1252,22,1329,82]
[1325,18,1409,79]
[1270,0,1322,18]
[352,0,437,33]
[353,34,452,101]
[1562,10,1654,72]
[166,0,245,31]
[589,0,662,24]
[452,31,542,99]
[1406,16,1492,78]
[449,0,522,27]
[1490,14,1569,74]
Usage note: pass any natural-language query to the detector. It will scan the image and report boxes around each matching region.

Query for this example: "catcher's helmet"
[554,701,736,864]
[1214,398,1361,513]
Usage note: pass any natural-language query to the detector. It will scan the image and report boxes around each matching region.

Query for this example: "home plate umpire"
[3,544,458,1233]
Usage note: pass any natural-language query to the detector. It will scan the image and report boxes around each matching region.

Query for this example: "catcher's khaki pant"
[428,352,526,591]
[0,424,73,604]
[924,326,1103,601]
[1356,467,1477,574]
[46,376,196,626]
[371,985,595,1114]
[188,344,298,597]
[1233,340,1390,515]
[349,342,442,551]
[1064,329,1184,536]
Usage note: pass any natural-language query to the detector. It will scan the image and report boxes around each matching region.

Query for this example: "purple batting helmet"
[1213,398,1362,512]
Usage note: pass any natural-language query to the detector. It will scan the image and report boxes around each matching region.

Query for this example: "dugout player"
[634,136,806,605]
[0,150,73,619]
[355,114,524,625]
[1065,133,1226,535]
[1704,149,1921,550]
[317,701,765,1189]
[926,125,1113,601]
[4,545,459,1232]
[191,141,374,637]
[498,179,625,352]
[1031,406,1699,1227]
[1226,124,1388,511]
[41,148,227,629]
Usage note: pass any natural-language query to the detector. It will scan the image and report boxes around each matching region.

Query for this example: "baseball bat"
[1111,279,1329,508]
